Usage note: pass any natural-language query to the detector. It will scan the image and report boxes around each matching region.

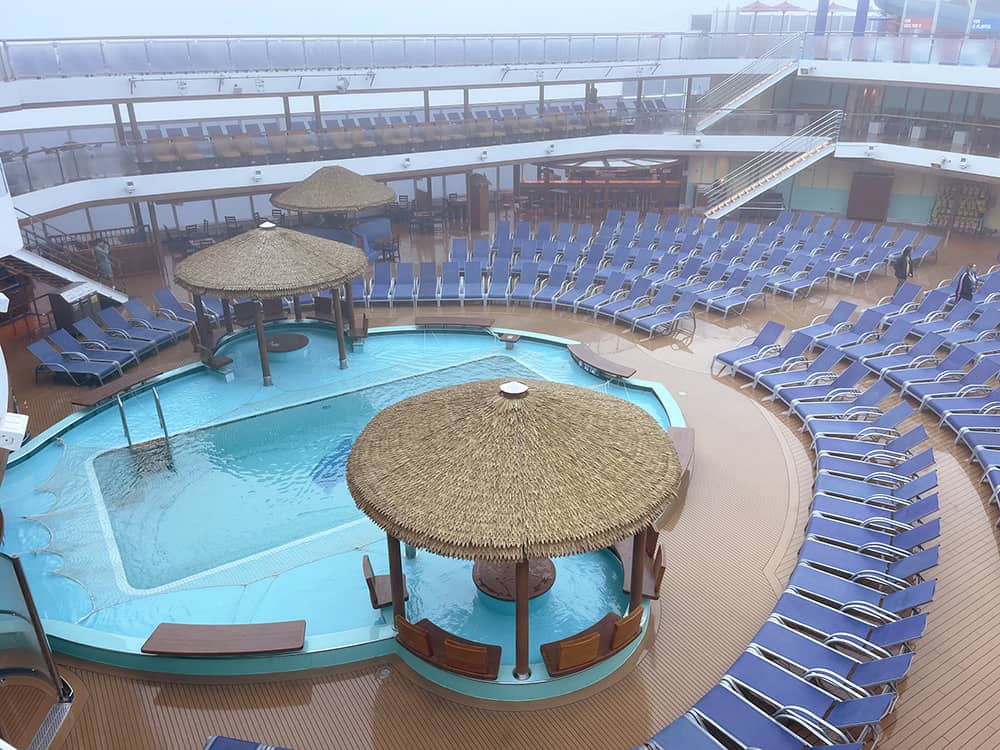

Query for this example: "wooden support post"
[222,298,234,334]
[538,84,545,115]
[313,94,322,131]
[423,90,431,123]
[333,287,348,369]
[345,279,357,335]
[192,293,211,355]
[112,103,126,146]
[282,95,293,131]
[515,559,531,679]
[636,78,644,107]
[126,102,140,144]
[463,88,471,119]
[293,294,303,321]
[254,301,273,386]
[146,201,168,288]
[387,534,406,623]
[629,527,646,613]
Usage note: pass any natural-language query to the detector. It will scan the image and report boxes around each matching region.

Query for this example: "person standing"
[955,263,979,302]
[893,245,913,291]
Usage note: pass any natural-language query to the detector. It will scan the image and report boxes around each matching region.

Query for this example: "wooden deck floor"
[2,227,998,749]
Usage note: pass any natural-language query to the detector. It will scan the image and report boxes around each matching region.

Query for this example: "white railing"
[697,35,801,113]
[703,109,844,208]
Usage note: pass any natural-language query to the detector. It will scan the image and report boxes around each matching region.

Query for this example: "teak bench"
[395,616,501,680]
[540,607,643,677]
[414,316,495,329]
[70,368,166,408]
[141,620,306,656]
[567,343,636,379]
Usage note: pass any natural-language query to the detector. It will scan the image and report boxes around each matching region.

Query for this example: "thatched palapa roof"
[347,378,681,562]
[174,223,368,298]
[272,166,396,214]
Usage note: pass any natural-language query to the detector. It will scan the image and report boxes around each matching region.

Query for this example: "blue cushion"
[204,736,292,750]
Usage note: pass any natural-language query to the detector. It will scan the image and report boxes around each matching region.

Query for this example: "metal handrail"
[697,35,801,111]
[703,109,843,205]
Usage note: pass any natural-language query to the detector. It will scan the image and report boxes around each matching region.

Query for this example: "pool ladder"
[116,386,171,451]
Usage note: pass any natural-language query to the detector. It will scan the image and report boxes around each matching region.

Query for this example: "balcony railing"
[2,32,999,81]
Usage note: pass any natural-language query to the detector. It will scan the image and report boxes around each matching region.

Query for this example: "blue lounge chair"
[633,292,697,338]
[734,332,813,383]
[814,470,937,506]
[795,380,894,424]
[27,339,121,386]
[705,275,769,319]
[863,332,945,376]
[576,271,627,315]
[886,288,950,327]
[438,262,462,305]
[839,319,914,362]
[463,261,484,305]
[812,492,940,526]
[927,386,1000,425]
[486,266,511,304]
[911,235,940,265]
[902,356,1000,408]
[694,268,748,308]
[201,296,227,320]
[98,307,178,347]
[807,512,941,550]
[814,424,928,461]
[774,361,868,406]
[757,346,844,394]
[124,298,192,337]
[866,282,921,320]
[940,306,1000,348]
[416,262,439,304]
[772,259,832,299]
[598,277,655,322]
[153,288,200,323]
[681,262,728,298]
[617,285,675,331]
[49,328,139,371]
[368,263,393,305]
[531,263,570,308]
[509,262,541,304]
[787,563,936,614]
[392,263,415,307]
[881,344,976,389]
[73,316,159,357]
[816,447,935,486]
[595,244,633,283]
[554,267,598,309]
[644,714,730,750]
[351,276,366,306]
[799,537,939,582]
[909,299,976,338]
[806,401,913,442]
[814,309,886,352]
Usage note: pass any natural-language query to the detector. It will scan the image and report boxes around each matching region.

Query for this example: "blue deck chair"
[350,276,366,307]
[463,261,484,305]
[486,266,511,304]
[618,285,677,332]
[814,469,937,506]
[49,328,139,371]
[73,316,159,357]
[694,268,747,308]
[752,620,913,691]
[416,262,439,304]
[618,211,640,241]
[809,215,834,236]
[936,392,1000,432]
[659,214,680,235]
[772,590,927,652]
[881,344,976,389]
[886,288,950,326]
[469,239,491,270]
[799,537,939,582]
[816,447,935,485]
[368,263,393,305]
[972,273,1000,305]
[809,511,943,554]
[98,307,178,347]
[153,288,200,323]
[773,259,832,300]
[201,296,227,320]
[725,650,894,736]
[812,492,939,526]
[734,332,813,383]
[28,339,121,386]
[633,292,697,338]
[814,309,887,352]
[763,254,811,289]
[598,277,654,321]
[392,262,415,308]
[709,319,784,375]
[787,564,936,615]
[863,332,945,376]
[492,219,511,247]
[554,267,598,309]
[574,223,594,243]
[772,360,867,404]
[534,221,553,241]
[554,223,573,244]
[794,380,894,423]
[513,220,532,248]
[438,262,462,305]
[795,300,858,343]
[805,401,914,442]
[594,244,632,283]
[730,243,767,272]
[449,237,469,269]
[911,235,941,265]
[839,319,915,362]
[813,424,928,461]
[531,263,570,308]
[902,356,1000,408]
[705,275,769,320]
[757,346,844,395]
[909,299,976,338]
[622,248,658,283]
[509,262,541,304]
[124,298,192,336]
[534,242,563,275]
[644,714,730,750]
[601,209,622,234]
[576,271,627,315]
[492,240,516,270]
[681,262,728,298]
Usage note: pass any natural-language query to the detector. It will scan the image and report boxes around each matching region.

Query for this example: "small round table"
[265,332,309,353]
[472,559,556,601]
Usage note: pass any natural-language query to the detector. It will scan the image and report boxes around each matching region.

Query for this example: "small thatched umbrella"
[272,166,395,328]
[175,222,368,384]
[348,378,681,678]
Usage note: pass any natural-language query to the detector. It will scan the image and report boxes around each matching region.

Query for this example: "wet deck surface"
[2,222,999,749]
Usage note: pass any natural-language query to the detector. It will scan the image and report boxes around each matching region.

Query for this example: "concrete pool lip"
[7,325,682,698]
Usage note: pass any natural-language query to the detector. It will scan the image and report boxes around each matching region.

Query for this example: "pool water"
[1,326,673,667]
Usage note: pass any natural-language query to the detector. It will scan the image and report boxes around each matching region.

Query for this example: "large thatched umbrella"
[272,167,395,331]
[175,222,368,384]
[347,378,681,679]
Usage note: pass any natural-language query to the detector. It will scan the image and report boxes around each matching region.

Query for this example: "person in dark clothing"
[892,245,913,291]
[955,264,979,302]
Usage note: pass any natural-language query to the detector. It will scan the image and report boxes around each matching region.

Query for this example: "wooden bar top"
[70,367,166,408]
[414,316,495,328]
[141,620,306,656]
[567,344,636,379]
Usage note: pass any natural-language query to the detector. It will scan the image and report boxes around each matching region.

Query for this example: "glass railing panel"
[433,38,464,66]
[518,38,544,64]
[373,39,406,67]
[304,38,341,69]
[569,36,594,63]
[229,39,268,70]
[870,36,898,62]
[465,37,493,65]
[267,39,307,69]
[492,38,518,65]
[187,40,231,73]
[146,40,194,74]
[930,38,964,65]
[595,36,623,62]
[545,36,571,64]
[958,39,995,66]
[404,39,434,67]
[637,35,662,60]
[103,40,151,74]
[8,42,59,78]
[56,42,106,76]
[904,37,933,63]
[340,39,373,68]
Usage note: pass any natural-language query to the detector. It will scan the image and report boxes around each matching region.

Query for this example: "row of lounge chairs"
[644,319,941,749]
[27,299,194,386]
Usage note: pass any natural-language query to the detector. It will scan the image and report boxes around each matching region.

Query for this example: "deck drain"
[376,665,392,680]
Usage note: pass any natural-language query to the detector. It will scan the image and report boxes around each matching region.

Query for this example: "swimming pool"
[1,325,680,689]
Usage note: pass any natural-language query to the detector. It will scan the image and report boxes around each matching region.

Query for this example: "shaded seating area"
[540,607,643,677]
[362,555,409,610]
[395,616,502,681]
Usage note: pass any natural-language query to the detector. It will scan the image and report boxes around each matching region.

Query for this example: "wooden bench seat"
[362,554,409,609]
[666,426,695,516]
[614,533,666,600]
[141,620,306,656]
[540,607,643,677]
[395,616,501,680]
[414,316,494,329]
[70,367,166,408]
[567,343,636,379]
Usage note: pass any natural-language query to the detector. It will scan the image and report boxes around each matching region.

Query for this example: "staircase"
[695,36,802,132]
[0,246,126,303]
[701,110,844,220]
